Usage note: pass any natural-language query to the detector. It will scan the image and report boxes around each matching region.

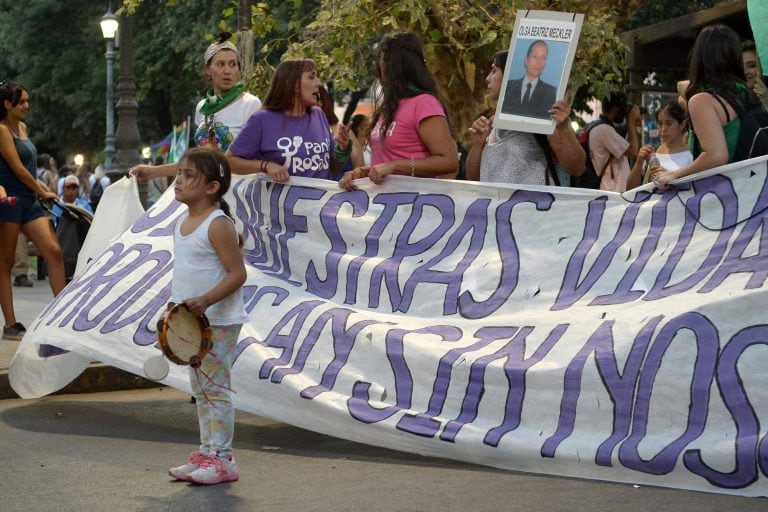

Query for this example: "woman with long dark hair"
[0,82,65,340]
[653,24,761,189]
[226,58,351,181]
[339,32,458,189]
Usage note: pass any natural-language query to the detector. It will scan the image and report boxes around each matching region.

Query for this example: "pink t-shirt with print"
[368,94,446,171]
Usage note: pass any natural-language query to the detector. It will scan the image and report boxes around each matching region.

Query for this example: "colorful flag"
[151,118,191,163]
[148,132,173,160]
[168,117,190,164]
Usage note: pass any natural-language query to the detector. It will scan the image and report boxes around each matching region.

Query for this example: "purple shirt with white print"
[229,107,334,179]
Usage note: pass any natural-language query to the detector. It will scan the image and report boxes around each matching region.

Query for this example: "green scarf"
[199,83,245,116]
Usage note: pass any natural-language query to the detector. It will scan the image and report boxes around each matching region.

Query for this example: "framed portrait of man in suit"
[495,11,583,135]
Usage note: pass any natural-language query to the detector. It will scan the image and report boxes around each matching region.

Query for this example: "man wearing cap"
[54,175,92,215]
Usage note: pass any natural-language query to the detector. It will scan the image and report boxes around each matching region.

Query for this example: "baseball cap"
[63,175,79,188]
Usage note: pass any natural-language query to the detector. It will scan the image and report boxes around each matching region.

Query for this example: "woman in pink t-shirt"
[339,32,458,190]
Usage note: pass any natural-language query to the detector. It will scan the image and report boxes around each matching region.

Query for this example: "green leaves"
[287,1,631,144]
[0,0,649,159]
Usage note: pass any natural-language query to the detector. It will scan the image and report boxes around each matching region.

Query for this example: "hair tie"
[219,163,224,177]
[204,32,239,65]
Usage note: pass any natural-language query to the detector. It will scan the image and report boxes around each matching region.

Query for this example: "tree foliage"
[622,0,718,31]
[0,0,106,160]
[273,0,645,143]
[0,0,234,163]
[129,0,237,142]
[0,0,658,161]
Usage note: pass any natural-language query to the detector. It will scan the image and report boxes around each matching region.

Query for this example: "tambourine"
[156,302,213,368]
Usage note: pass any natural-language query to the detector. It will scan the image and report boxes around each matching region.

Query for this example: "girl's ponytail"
[218,197,243,248]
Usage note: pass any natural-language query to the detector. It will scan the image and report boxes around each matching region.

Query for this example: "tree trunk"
[238,0,254,83]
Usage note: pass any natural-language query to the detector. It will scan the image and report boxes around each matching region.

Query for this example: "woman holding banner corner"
[652,24,762,190]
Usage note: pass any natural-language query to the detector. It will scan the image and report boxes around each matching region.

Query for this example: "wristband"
[335,140,353,162]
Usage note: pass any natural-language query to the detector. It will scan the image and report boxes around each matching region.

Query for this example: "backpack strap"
[707,92,732,122]
[691,91,737,158]
[533,134,560,186]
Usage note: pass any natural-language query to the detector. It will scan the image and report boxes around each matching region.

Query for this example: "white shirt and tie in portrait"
[500,40,558,120]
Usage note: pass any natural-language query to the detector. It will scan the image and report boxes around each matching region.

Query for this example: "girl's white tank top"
[171,209,246,325]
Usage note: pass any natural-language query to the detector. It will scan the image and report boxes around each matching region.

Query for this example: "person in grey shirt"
[466,51,584,185]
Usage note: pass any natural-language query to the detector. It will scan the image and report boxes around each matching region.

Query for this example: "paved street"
[0,274,54,372]
[0,388,765,512]
[1,273,766,510]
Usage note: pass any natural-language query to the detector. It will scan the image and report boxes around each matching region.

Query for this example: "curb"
[0,364,162,400]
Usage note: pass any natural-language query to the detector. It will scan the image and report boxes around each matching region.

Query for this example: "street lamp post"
[110,12,144,202]
[99,6,118,171]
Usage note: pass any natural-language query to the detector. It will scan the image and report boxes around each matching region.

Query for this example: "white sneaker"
[169,451,207,481]
[187,454,240,485]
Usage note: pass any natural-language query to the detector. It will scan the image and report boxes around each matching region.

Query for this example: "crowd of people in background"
[122,24,767,200]
[2,21,767,485]
[3,23,765,330]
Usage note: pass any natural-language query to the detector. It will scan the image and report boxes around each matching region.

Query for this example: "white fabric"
[656,150,693,170]
[171,209,246,325]
[75,177,144,276]
[9,156,768,497]
[10,176,145,399]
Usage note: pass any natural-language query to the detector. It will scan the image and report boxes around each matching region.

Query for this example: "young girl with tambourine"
[167,148,247,485]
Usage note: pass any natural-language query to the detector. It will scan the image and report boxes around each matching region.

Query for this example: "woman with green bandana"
[130,31,261,180]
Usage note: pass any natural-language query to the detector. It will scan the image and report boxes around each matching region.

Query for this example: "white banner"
[10,157,768,496]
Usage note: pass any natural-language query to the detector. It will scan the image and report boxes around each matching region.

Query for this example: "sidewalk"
[0,275,160,399]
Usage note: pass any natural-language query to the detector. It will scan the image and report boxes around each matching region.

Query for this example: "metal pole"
[104,37,116,170]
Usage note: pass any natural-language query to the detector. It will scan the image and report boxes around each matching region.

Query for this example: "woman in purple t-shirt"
[339,32,458,190]
[227,59,350,182]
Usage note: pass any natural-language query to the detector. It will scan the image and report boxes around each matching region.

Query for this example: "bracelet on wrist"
[410,157,416,177]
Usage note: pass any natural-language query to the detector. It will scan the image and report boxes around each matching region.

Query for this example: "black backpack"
[733,96,768,161]
[698,88,768,163]
[90,178,104,209]
[571,119,609,189]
